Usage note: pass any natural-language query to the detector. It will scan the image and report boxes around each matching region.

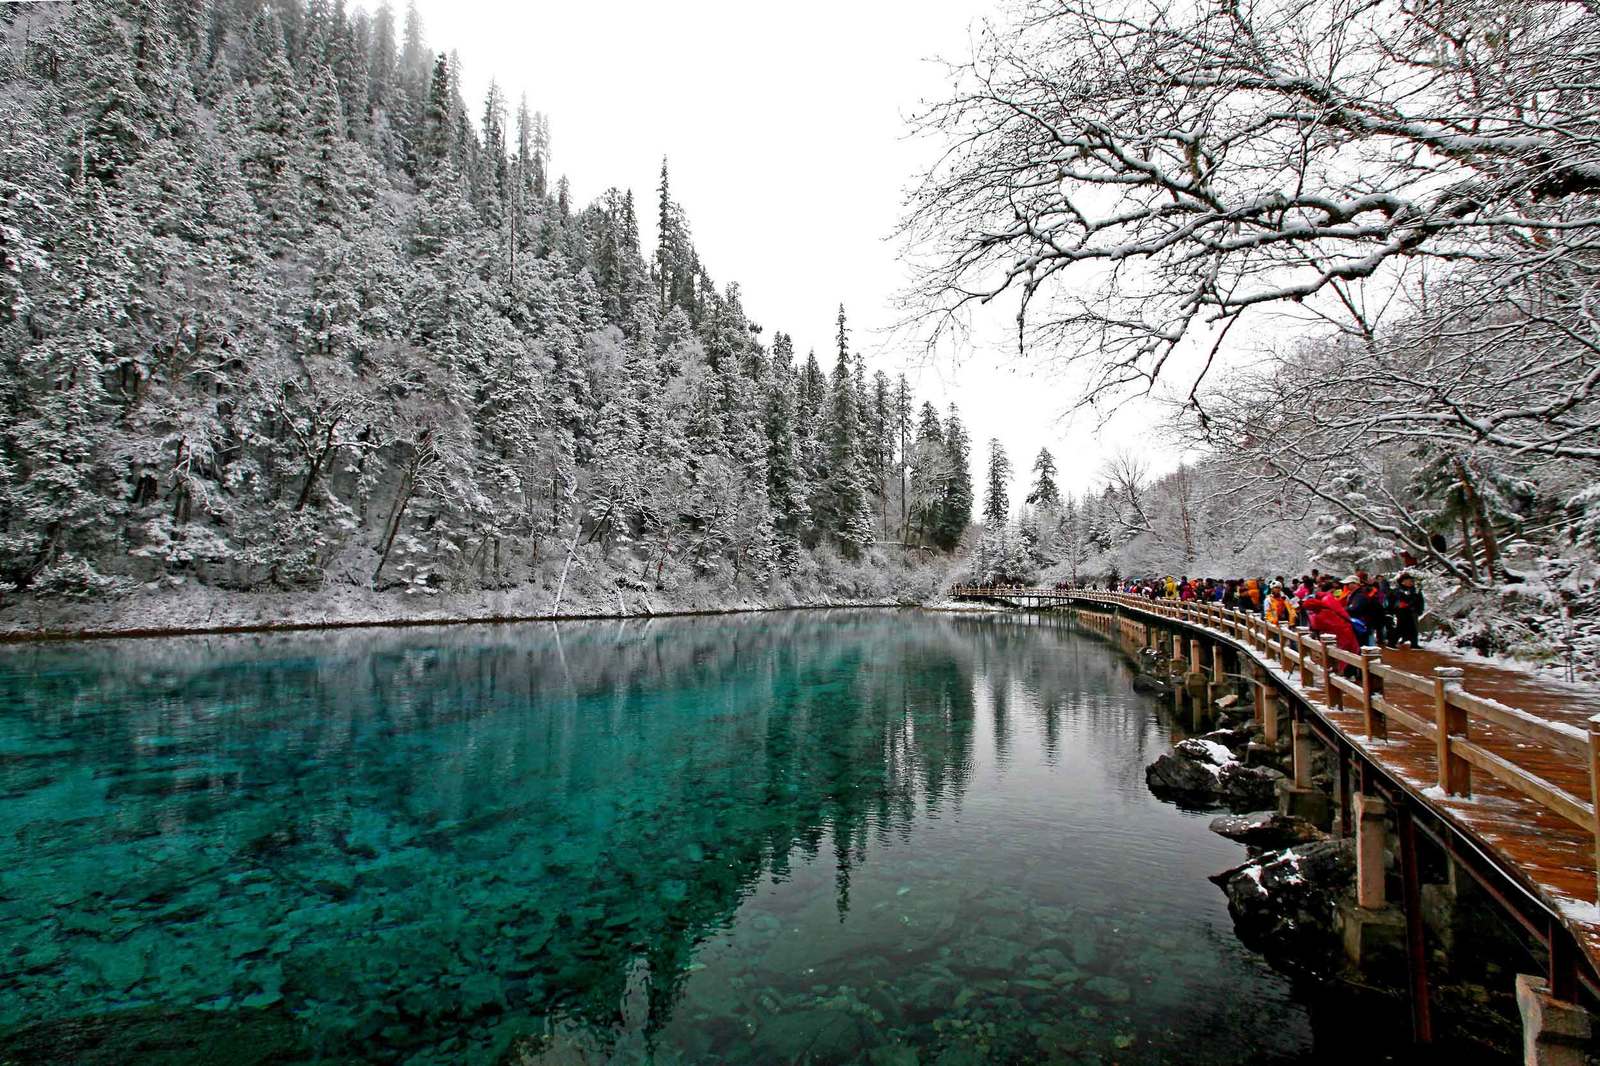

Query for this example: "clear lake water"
[0,609,1468,1063]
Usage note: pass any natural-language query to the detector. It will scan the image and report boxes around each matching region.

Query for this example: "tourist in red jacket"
[1302,580,1360,656]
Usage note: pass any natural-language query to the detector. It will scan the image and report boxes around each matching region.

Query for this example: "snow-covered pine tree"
[1027,448,1061,512]
[983,437,1011,527]
[935,406,973,550]
[823,305,875,556]
[0,0,969,609]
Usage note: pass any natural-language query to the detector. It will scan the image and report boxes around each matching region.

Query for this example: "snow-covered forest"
[910,0,1600,670]
[0,0,978,624]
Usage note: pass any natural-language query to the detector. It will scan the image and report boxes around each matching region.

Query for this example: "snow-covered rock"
[1212,839,1355,976]
[1146,738,1284,810]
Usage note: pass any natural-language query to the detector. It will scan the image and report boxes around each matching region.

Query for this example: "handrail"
[951,584,1600,898]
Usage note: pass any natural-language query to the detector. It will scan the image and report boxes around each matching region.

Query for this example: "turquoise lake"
[0,609,1414,1063]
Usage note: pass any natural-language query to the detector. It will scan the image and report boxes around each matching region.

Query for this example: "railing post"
[1361,647,1386,741]
[1319,635,1340,709]
[1433,667,1470,797]
[1295,627,1314,688]
[1588,716,1600,903]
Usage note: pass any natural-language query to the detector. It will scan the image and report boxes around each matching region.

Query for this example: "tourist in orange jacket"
[1264,584,1297,626]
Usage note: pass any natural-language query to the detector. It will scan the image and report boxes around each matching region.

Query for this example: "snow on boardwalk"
[1033,588,1600,979]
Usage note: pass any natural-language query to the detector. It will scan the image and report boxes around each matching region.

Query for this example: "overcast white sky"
[410,0,1174,504]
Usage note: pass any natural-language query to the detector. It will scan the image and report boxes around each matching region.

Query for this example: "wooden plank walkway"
[952,586,1600,987]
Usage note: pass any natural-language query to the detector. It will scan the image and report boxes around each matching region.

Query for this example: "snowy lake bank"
[0,581,934,643]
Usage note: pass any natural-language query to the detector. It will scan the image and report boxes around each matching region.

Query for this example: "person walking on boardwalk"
[1303,578,1361,657]
[1264,583,1297,627]
[1391,573,1425,649]
[1245,577,1263,612]
[1375,573,1395,645]
[1346,575,1384,648]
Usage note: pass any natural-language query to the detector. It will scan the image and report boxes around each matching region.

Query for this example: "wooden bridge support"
[1291,719,1313,790]
[1339,788,1407,972]
[1398,805,1434,1044]
[1357,794,1388,910]
[1338,755,1353,838]
[1280,716,1334,828]
[1257,667,1280,748]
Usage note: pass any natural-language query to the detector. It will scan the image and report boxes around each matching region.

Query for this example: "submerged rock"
[1131,674,1171,696]
[962,934,1024,973]
[1212,839,1355,976]
[1209,812,1325,850]
[1083,975,1132,1004]
[756,1009,871,1062]
[0,1006,308,1066]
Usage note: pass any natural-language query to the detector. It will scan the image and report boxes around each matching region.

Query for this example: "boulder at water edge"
[1218,763,1286,809]
[1212,839,1355,977]
[1145,751,1220,797]
[1146,737,1283,810]
[1209,811,1325,851]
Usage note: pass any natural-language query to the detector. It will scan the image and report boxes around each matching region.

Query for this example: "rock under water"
[0,1007,308,1066]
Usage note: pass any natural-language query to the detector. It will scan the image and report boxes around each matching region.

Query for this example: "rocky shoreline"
[1125,636,1521,1056]
[1136,671,1355,976]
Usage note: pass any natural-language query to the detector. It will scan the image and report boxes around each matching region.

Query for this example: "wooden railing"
[954,585,1600,896]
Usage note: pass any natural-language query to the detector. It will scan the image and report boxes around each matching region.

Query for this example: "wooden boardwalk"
[953,586,1600,1000]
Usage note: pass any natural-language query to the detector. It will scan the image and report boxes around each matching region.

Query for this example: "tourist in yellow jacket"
[1264,584,1297,626]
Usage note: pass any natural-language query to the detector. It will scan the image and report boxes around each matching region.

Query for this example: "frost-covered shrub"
[29,556,127,601]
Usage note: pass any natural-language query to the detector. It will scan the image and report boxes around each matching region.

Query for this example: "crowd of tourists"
[1100,571,1427,652]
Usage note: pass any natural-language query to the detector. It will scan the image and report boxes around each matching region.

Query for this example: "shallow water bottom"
[0,611,1507,1063]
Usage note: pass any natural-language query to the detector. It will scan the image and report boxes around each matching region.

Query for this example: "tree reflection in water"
[0,611,1312,1065]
